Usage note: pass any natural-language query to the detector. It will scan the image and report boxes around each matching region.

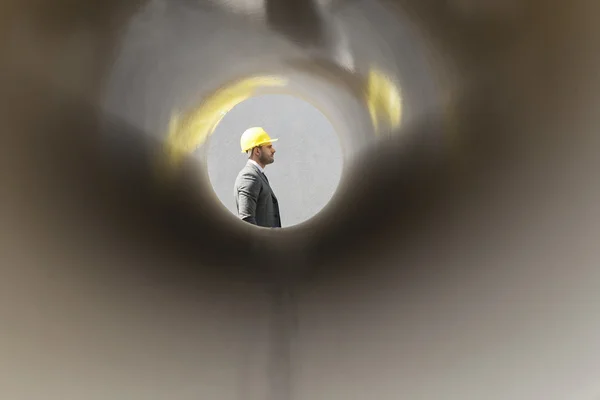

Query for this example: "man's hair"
[247,145,261,158]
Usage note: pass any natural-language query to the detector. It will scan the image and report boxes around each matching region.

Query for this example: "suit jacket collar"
[247,161,269,184]
[247,159,265,174]
[246,161,277,200]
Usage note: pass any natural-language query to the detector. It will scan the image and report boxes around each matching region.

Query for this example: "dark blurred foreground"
[1,0,600,399]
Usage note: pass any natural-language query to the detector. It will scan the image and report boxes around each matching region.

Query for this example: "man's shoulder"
[235,164,261,183]
[240,163,261,175]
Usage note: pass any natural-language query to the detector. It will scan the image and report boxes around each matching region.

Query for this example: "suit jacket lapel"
[246,162,277,200]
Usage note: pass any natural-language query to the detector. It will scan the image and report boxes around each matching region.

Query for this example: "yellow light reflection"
[159,66,402,179]
[160,75,288,176]
[365,68,402,135]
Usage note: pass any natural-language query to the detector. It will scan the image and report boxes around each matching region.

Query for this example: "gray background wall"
[205,94,343,228]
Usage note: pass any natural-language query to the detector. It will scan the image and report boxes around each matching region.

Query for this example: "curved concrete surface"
[1,0,600,399]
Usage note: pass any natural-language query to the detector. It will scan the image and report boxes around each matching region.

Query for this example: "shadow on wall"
[206,94,343,228]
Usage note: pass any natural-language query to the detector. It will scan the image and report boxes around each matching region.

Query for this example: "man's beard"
[260,154,273,165]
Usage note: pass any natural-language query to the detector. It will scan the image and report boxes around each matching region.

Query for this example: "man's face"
[257,143,276,165]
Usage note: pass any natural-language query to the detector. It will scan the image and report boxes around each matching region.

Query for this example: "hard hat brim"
[241,138,278,153]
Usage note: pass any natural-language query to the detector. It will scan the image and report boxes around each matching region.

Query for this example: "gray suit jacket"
[234,161,281,228]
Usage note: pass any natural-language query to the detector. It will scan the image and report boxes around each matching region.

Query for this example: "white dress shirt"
[247,159,265,174]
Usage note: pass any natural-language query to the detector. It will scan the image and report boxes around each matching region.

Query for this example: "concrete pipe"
[1,0,600,399]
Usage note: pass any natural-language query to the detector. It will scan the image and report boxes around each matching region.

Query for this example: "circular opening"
[205,94,343,228]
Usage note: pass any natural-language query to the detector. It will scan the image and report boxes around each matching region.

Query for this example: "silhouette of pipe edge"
[2,0,600,399]
[159,64,402,230]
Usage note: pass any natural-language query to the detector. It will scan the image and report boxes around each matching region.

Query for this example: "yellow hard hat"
[240,127,278,153]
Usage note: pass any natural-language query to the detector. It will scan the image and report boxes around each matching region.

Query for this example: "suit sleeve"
[236,172,261,225]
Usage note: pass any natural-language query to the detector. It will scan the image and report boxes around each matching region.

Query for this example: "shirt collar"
[247,159,265,174]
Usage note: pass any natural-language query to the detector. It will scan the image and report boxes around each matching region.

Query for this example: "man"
[234,127,282,228]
